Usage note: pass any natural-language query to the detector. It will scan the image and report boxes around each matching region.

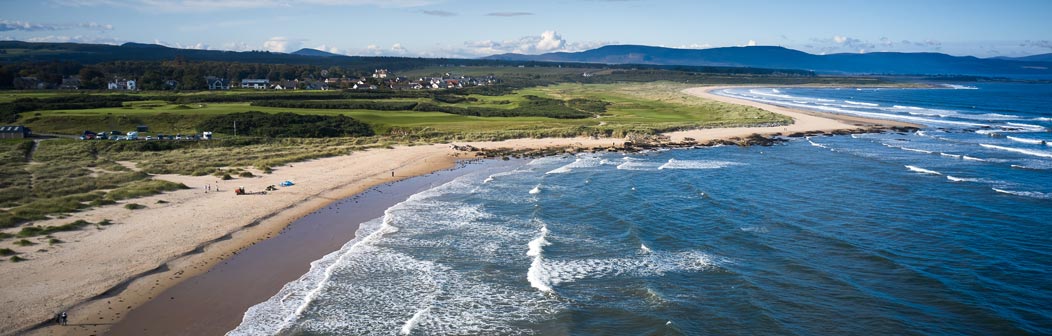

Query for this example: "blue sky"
[2,0,1050,58]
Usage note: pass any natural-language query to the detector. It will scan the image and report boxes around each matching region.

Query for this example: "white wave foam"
[941,84,979,90]
[529,185,541,194]
[527,225,553,293]
[993,188,1052,199]
[399,306,431,335]
[658,158,742,170]
[940,152,962,159]
[535,251,715,287]
[962,155,986,162]
[545,156,603,174]
[1034,117,1052,122]
[640,244,652,253]
[845,100,879,107]
[905,165,941,175]
[979,144,1052,158]
[616,158,663,171]
[807,138,828,149]
[1007,136,1049,145]
[1006,122,1047,132]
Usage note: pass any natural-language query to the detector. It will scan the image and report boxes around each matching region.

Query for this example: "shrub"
[197,112,374,138]
[17,219,93,237]
[10,256,26,262]
[0,248,15,256]
[124,203,146,210]
[222,174,232,180]
[156,200,168,204]
[14,239,35,246]
[105,179,188,201]
[239,171,254,178]
[48,238,62,245]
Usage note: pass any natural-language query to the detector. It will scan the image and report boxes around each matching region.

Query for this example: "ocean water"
[230,83,1052,335]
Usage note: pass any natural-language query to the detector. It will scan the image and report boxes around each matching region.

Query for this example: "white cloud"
[50,0,435,12]
[262,37,305,53]
[223,41,253,51]
[458,30,612,57]
[0,19,113,31]
[746,39,757,46]
[22,35,125,44]
[535,31,565,51]
[356,43,410,56]
[679,43,712,49]
[833,35,847,44]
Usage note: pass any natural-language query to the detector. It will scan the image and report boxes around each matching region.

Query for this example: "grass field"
[16,82,787,138]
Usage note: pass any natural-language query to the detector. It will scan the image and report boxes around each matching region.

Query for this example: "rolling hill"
[486,45,1052,77]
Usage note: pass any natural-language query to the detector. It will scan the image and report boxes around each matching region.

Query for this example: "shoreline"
[5,85,915,336]
[106,159,522,336]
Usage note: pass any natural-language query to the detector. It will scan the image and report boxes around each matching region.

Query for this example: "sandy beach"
[2,86,915,336]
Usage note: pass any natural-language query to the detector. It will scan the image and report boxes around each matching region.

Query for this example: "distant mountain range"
[290,48,342,57]
[2,40,1050,78]
[486,45,1052,77]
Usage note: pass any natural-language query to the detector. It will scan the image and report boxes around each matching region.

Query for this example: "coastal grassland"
[17,82,788,139]
[0,139,189,231]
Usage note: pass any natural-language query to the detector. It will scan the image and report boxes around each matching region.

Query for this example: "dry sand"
[2,86,914,336]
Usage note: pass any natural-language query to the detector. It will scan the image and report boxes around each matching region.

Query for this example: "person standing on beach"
[60,311,68,325]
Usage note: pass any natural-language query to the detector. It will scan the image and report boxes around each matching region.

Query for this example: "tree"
[78,66,107,89]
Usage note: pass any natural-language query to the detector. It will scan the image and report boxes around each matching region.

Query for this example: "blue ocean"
[230,83,1052,335]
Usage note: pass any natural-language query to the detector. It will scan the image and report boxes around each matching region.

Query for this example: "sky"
[2,0,1051,58]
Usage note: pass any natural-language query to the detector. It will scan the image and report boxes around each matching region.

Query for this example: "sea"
[229,82,1052,335]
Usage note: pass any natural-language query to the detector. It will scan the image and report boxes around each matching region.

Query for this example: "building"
[12,77,46,90]
[60,77,81,90]
[240,79,270,89]
[163,80,179,90]
[372,69,389,79]
[108,79,136,90]
[0,126,31,139]
[205,76,230,90]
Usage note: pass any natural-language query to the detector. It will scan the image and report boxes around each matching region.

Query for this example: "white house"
[107,79,136,90]
[240,79,270,89]
[372,69,389,79]
[205,76,230,90]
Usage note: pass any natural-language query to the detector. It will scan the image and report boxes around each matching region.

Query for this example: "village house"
[0,126,31,139]
[205,76,230,90]
[12,77,47,90]
[163,79,179,90]
[107,79,136,91]
[59,77,81,90]
[372,69,389,79]
[270,80,296,90]
[240,79,270,89]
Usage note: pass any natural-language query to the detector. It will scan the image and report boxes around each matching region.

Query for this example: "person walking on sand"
[60,311,68,325]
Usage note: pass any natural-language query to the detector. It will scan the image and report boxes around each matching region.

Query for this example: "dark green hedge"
[196,111,373,138]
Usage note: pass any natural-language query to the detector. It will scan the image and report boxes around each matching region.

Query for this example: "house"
[163,80,179,90]
[205,76,230,90]
[60,77,81,90]
[352,83,377,90]
[240,79,270,89]
[270,80,296,90]
[0,126,31,139]
[108,79,136,90]
[372,69,389,79]
[303,81,329,90]
[12,77,45,90]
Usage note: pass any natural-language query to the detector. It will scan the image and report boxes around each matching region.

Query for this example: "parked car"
[145,136,153,141]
